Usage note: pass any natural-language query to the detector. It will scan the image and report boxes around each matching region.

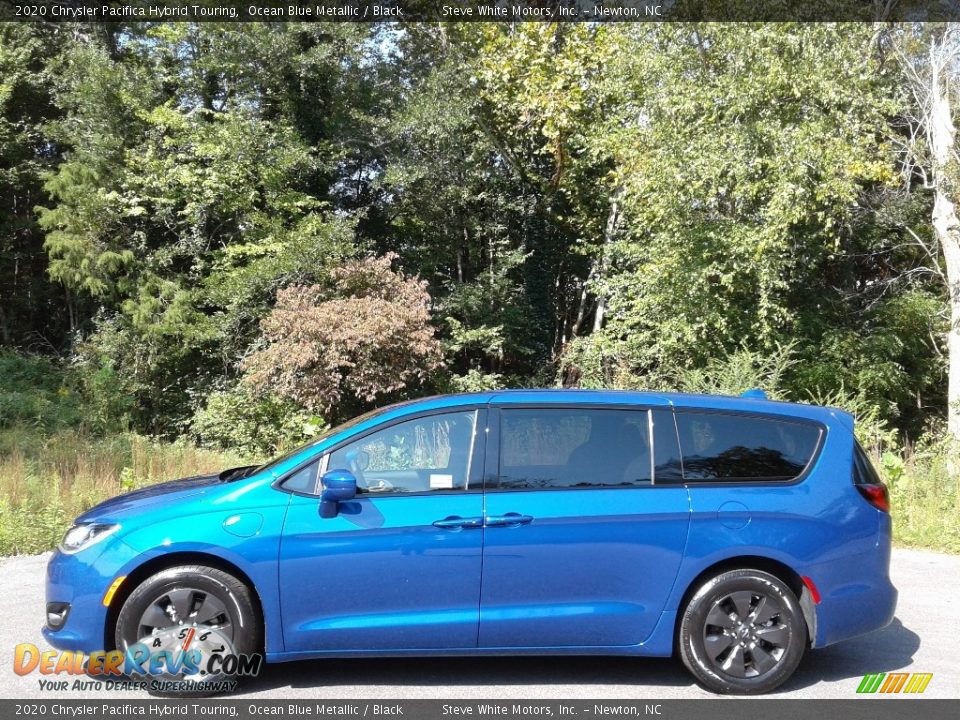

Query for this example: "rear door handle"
[432,516,484,529]
[485,513,534,528]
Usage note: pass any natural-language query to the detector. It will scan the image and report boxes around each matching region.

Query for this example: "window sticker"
[430,473,454,489]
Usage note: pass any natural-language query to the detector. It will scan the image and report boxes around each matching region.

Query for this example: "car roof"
[399,389,851,427]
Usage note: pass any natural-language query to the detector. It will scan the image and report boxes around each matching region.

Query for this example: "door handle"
[485,513,534,527]
[432,516,484,529]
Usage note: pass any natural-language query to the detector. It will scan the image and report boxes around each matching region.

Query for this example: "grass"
[0,427,248,556]
[881,441,960,553]
[0,426,956,556]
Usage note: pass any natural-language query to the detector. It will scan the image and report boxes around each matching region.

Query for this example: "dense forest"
[1,22,959,551]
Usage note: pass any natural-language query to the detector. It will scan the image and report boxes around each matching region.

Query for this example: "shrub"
[244,253,444,418]
[0,350,83,431]
[190,383,324,458]
[672,342,797,400]
[881,432,960,552]
[445,369,506,393]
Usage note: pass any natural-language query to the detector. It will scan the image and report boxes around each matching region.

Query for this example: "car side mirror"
[319,469,357,519]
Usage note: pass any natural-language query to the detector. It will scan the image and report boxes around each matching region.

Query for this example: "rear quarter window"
[673,411,821,482]
[853,440,882,485]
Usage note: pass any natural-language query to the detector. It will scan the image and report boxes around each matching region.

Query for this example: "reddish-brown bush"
[243,254,444,414]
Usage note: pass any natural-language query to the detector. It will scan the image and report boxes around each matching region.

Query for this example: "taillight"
[853,441,890,513]
[856,483,890,513]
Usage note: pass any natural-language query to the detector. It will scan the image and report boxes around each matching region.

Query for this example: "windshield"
[252,405,392,476]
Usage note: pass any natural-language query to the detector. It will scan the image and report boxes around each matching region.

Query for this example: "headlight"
[59,523,120,555]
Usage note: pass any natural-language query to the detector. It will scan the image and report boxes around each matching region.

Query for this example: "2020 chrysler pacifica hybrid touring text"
[43,389,896,694]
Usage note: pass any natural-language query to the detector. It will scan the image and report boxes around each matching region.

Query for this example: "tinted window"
[853,441,882,485]
[674,411,820,481]
[498,409,651,490]
[328,410,478,494]
[281,459,320,494]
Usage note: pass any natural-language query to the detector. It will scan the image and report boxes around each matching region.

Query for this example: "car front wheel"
[115,565,261,695]
[678,568,807,694]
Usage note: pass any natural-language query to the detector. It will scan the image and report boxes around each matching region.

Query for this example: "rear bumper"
[807,539,897,648]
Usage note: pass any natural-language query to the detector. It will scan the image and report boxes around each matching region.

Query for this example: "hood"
[75,471,232,523]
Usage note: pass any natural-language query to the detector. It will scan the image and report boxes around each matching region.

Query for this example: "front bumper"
[42,539,142,653]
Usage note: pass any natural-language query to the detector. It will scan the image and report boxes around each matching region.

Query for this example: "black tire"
[115,565,261,696]
[678,569,807,695]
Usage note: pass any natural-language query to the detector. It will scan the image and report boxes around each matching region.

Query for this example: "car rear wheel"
[679,569,806,694]
[115,565,261,696]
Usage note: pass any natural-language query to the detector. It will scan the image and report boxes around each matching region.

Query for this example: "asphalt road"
[0,548,955,700]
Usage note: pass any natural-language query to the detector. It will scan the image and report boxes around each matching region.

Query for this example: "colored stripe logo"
[857,672,933,694]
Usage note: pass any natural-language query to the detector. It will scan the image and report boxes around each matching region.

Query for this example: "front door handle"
[485,513,534,528]
[433,516,484,530]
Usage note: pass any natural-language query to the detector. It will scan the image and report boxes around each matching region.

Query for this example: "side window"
[853,441,881,485]
[674,411,821,482]
[327,410,478,494]
[281,458,320,495]
[498,409,652,490]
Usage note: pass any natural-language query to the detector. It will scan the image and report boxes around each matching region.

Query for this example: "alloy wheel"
[135,586,235,652]
[701,589,790,678]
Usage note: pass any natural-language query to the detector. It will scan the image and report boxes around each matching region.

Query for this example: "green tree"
[35,23,383,432]
[0,25,67,346]
[384,27,544,385]
[563,26,943,427]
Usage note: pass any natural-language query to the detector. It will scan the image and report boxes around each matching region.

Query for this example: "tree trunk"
[570,281,591,338]
[927,42,960,446]
[937,189,960,443]
[0,304,11,345]
[591,190,623,333]
[65,286,76,335]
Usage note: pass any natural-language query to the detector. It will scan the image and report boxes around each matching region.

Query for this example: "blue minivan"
[44,390,896,694]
